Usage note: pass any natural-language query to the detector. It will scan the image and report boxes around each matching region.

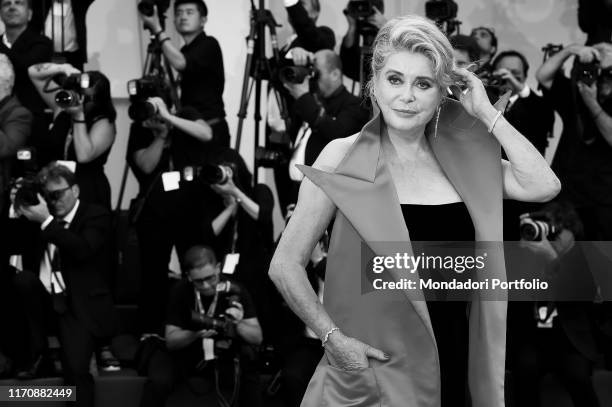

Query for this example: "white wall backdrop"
[70,0,587,234]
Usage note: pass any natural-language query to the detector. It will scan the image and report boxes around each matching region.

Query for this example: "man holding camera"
[127,96,214,335]
[139,245,263,407]
[280,49,369,207]
[8,163,114,407]
[139,0,229,147]
[536,43,612,241]
[340,0,386,83]
[470,26,498,75]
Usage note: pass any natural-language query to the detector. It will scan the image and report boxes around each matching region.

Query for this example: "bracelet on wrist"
[321,326,340,347]
[72,118,86,124]
[488,110,503,134]
[159,37,170,46]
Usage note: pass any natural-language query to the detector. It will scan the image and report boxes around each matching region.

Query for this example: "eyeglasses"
[43,185,72,202]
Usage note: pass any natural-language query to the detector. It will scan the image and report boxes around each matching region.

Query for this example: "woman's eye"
[416,81,431,89]
[387,76,402,85]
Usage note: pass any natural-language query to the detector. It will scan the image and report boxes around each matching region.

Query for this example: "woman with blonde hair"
[270,15,560,407]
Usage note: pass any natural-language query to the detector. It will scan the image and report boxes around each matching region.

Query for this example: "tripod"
[141,33,181,111]
[234,0,289,185]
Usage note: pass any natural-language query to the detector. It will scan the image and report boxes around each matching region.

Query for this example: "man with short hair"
[10,163,114,407]
[139,245,263,407]
[140,0,229,147]
[281,49,370,208]
[470,26,497,73]
[449,34,480,69]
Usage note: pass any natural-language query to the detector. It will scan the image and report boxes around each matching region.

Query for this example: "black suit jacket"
[30,0,95,64]
[0,28,53,115]
[290,86,370,166]
[504,91,554,156]
[19,201,115,337]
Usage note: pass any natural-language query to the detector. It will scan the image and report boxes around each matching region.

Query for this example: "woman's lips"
[392,108,419,116]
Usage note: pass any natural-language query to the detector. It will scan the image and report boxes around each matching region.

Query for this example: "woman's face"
[374,51,442,135]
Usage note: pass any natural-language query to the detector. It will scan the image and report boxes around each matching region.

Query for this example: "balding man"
[282,49,369,206]
[0,53,31,214]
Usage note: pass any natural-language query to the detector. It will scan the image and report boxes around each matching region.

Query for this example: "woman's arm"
[269,139,389,370]
[535,45,598,90]
[149,97,213,142]
[457,68,561,203]
[212,198,237,236]
[70,113,116,163]
[28,63,78,114]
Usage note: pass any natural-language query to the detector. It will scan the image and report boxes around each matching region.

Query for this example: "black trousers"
[508,324,599,407]
[139,346,262,407]
[13,271,97,407]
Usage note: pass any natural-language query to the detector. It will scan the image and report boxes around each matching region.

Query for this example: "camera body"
[54,73,91,109]
[519,213,561,241]
[10,148,40,208]
[137,0,170,17]
[344,0,375,20]
[425,0,458,21]
[278,59,316,85]
[575,61,601,86]
[127,76,171,121]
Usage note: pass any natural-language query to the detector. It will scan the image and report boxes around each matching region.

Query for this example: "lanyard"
[230,217,239,254]
[63,127,73,160]
[195,288,219,318]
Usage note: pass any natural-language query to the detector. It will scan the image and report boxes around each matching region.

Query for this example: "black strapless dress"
[400,202,475,407]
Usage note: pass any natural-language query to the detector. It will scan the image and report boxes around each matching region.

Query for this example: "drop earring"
[434,105,441,138]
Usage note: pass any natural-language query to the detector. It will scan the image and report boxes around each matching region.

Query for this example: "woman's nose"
[399,85,416,103]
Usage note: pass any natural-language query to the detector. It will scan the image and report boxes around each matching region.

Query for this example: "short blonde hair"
[366,15,459,99]
[0,54,15,96]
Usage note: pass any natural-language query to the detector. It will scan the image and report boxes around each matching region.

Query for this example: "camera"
[254,146,288,169]
[190,281,243,340]
[13,178,41,208]
[278,60,316,85]
[10,148,40,208]
[127,76,171,121]
[53,73,91,109]
[181,163,236,186]
[519,213,560,241]
[344,0,375,20]
[425,0,458,21]
[137,0,170,17]
[575,61,601,86]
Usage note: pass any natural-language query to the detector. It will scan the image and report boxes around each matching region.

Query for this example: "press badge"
[161,171,181,192]
[222,253,240,274]
[203,338,215,361]
[56,160,77,173]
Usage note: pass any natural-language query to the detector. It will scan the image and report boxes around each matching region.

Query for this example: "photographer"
[282,0,335,56]
[279,49,369,207]
[470,26,498,75]
[8,162,115,406]
[127,96,213,335]
[139,0,229,147]
[198,145,275,336]
[508,200,600,407]
[139,245,262,407]
[449,34,480,69]
[28,62,116,209]
[536,43,612,240]
[0,54,31,215]
[340,0,385,82]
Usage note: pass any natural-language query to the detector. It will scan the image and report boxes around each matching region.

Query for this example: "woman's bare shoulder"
[312,133,360,172]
